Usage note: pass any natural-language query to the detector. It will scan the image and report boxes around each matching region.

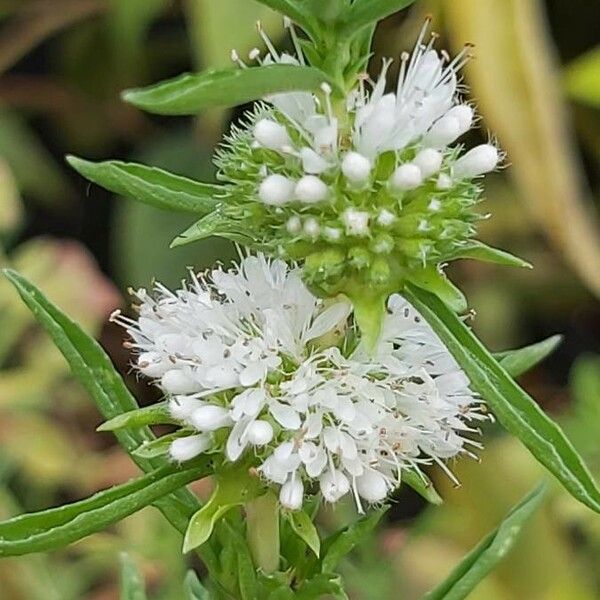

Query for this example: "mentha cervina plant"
[2,1,597,598]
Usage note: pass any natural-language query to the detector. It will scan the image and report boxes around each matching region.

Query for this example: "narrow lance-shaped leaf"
[320,509,387,574]
[446,240,532,269]
[67,156,221,215]
[287,510,321,557]
[171,210,256,248]
[402,469,443,505]
[424,484,547,600]
[0,460,211,557]
[404,284,600,513]
[97,402,176,431]
[494,335,563,378]
[120,553,148,600]
[122,65,336,115]
[1,269,202,535]
[253,0,320,40]
[339,0,417,36]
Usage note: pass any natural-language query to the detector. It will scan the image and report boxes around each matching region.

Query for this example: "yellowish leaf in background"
[442,0,600,298]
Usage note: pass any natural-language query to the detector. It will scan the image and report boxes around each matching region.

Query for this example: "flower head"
[208,20,502,306]
[113,254,487,511]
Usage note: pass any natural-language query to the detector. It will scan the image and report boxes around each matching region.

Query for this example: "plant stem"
[245,491,280,573]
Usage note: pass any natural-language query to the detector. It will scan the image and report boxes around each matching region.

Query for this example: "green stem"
[245,491,280,574]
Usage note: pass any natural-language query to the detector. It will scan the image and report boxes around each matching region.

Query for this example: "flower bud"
[246,420,274,446]
[453,144,499,179]
[295,175,328,203]
[169,396,202,420]
[300,147,329,174]
[280,477,304,510]
[424,115,461,147]
[137,351,167,378]
[253,118,291,150]
[342,208,370,236]
[376,209,396,227]
[446,104,474,134]
[286,215,301,234]
[341,152,371,183]
[390,164,422,190]
[303,217,320,238]
[161,369,197,395]
[191,405,231,431]
[413,149,443,178]
[169,434,212,462]
[356,469,390,503]
[259,174,295,206]
[320,469,350,503]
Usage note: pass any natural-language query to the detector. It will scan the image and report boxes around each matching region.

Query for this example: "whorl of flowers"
[204,20,501,301]
[112,254,487,511]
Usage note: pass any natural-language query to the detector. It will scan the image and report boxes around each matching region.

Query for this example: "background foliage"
[0,0,598,598]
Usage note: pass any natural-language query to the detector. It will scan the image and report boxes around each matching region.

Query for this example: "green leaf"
[119,553,148,600]
[1,268,202,536]
[320,509,387,574]
[494,335,563,378]
[0,460,210,557]
[339,0,417,36]
[446,240,532,269]
[184,571,211,600]
[404,284,600,513]
[122,65,335,115]
[98,402,176,431]
[564,47,600,108]
[402,469,443,505]
[253,0,320,40]
[296,573,347,600]
[183,467,262,553]
[171,210,255,248]
[132,432,188,459]
[286,510,320,557]
[424,484,547,600]
[220,520,258,600]
[246,492,280,573]
[408,266,468,313]
[66,156,221,214]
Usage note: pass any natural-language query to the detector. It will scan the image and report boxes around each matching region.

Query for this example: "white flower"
[114,254,487,511]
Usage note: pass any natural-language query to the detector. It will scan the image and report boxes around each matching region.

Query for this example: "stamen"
[230,49,247,69]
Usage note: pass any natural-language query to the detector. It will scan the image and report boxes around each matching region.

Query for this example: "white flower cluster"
[232,19,500,240]
[113,255,486,511]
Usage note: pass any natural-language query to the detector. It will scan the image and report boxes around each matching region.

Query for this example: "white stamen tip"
[320,82,332,94]
[259,174,295,206]
[390,164,423,190]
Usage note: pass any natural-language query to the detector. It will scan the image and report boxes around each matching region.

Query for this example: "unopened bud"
[259,174,295,206]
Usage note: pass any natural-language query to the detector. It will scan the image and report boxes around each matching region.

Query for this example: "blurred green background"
[0,0,598,598]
